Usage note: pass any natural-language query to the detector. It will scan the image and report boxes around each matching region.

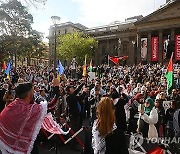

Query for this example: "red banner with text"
[175,35,180,60]
[151,37,159,61]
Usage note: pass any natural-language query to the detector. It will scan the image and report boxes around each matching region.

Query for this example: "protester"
[0,62,180,153]
[92,97,129,154]
[66,79,87,151]
[138,97,158,138]
[3,83,15,106]
[0,82,47,154]
[111,89,128,132]
[164,100,178,138]
[154,99,165,137]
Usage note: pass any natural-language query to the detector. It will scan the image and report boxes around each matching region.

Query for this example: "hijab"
[144,97,154,115]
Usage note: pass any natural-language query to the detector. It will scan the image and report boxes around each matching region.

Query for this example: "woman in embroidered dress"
[92,97,129,154]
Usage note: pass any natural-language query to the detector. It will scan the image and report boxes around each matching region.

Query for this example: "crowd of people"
[0,62,180,154]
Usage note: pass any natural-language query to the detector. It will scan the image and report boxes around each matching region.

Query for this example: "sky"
[28,0,166,42]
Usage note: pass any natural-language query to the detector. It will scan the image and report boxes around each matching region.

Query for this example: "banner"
[175,35,180,60]
[151,37,158,61]
[141,38,147,61]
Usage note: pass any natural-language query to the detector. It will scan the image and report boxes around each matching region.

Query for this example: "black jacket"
[114,93,128,131]
[105,128,129,154]
[66,83,86,117]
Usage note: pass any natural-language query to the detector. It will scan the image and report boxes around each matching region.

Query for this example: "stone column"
[171,28,175,41]
[147,31,152,63]
[96,43,101,65]
[137,33,141,64]
[107,40,110,54]
[159,30,163,63]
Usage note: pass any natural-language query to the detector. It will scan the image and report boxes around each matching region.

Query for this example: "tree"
[0,0,47,8]
[0,0,33,62]
[16,30,45,65]
[0,0,33,36]
[57,32,98,64]
[0,0,45,65]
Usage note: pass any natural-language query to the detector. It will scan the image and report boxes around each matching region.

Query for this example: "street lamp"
[51,15,61,69]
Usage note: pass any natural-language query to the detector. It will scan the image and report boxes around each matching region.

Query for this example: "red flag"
[2,61,6,70]
[108,55,119,65]
[147,147,163,154]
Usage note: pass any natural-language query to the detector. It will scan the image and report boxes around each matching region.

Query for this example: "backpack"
[173,109,180,137]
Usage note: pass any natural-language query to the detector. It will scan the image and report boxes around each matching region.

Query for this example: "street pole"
[51,16,61,70]
[54,25,57,70]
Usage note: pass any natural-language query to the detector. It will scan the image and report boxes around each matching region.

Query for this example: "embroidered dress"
[92,120,106,154]
[92,120,117,154]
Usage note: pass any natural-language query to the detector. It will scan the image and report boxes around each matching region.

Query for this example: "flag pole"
[166,52,174,96]
[171,52,174,61]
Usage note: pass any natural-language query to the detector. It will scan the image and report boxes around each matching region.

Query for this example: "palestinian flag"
[165,54,173,95]
[89,59,93,72]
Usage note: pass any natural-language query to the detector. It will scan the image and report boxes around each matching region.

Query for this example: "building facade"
[48,0,180,66]
[135,0,180,64]
[29,43,49,66]
[85,17,142,66]
[14,43,49,67]
[86,0,180,66]
[48,22,87,66]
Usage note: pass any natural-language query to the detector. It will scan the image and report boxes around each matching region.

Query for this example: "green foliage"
[0,0,45,63]
[57,32,98,64]
[0,0,33,36]
[0,0,47,8]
